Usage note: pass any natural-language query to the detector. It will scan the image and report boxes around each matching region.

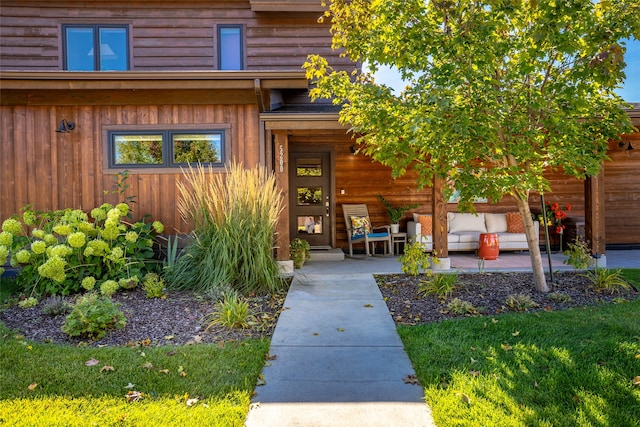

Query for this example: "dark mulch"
[376,271,639,325]
[2,272,638,347]
[0,287,287,347]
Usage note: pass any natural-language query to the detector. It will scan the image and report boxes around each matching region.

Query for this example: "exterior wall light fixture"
[619,140,635,151]
[56,119,75,133]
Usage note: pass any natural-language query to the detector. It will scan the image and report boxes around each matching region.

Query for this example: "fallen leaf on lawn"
[635,354,640,359]
[266,354,277,361]
[27,383,38,391]
[100,366,115,372]
[460,393,471,404]
[364,304,373,308]
[403,374,420,385]
[125,391,144,402]
[186,398,199,406]
[491,318,498,324]
[337,328,345,332]
[85,358,100,366]
[180,371,187,377]
[534,380,539,388]
[512,330,520,337]
[633,376,640,386]
[167,351,176,356]
[139,352,146,358]
[124,383,135,389]
[141,362,154,370]
[256,374,266,386]
[469,371,480,377]
[27,345,32,350]
[141,339,151,346]
[470,357,477,364]
[501,343,513,351]
[158,369,170,374]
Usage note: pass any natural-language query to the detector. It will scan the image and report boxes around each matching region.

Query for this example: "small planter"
[390,223,400,234]
[290,238,311,269]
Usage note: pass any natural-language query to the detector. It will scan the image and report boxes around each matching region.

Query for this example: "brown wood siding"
[0,103,260,234]
[0,1,350,73]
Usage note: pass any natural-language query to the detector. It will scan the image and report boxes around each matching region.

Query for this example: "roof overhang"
[260,112,346,130]
[0,71,309,106]
[250,0,326,12]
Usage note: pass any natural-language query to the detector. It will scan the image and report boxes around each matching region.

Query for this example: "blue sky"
[372,39,640,102]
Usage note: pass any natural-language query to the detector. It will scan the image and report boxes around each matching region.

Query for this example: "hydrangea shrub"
[0,203,164,296]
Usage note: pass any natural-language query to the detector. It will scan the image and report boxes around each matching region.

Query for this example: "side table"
[391,232,407,256]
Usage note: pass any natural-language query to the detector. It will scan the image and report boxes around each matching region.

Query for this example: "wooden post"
[273,131,290,261]
[584,171,606,256]
[432,174,448,258]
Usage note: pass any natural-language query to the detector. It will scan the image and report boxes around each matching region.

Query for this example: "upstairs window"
[63,25,129,71]
[108,130,226,169]
[218,25,243,70]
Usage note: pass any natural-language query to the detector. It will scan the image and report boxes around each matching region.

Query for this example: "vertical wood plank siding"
[0,2,347,72]
[0,103,259,234]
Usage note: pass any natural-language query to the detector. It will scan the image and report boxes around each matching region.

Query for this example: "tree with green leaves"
[305,0,638,292]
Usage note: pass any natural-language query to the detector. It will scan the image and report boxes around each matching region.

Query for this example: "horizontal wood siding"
[0,1,349,72]
[0,103,260,234]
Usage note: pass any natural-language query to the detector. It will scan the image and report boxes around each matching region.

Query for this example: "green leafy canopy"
[305,0,639,206]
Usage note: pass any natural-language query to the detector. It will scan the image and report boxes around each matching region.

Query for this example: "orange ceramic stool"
[478,233,499,260]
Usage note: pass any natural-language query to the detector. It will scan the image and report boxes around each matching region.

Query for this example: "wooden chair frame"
[342,204,391,257]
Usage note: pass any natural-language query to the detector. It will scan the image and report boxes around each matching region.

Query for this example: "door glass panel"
[296,158,322,176]
[297,187,322,205]
[297,216,323,234]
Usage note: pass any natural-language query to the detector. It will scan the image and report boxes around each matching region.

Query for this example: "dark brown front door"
[289,150,332,248]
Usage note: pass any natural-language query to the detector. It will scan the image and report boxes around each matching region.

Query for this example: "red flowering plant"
[534,201,572,234]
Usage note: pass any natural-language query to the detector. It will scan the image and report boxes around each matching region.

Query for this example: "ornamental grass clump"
[167,162,285,295]
[0,203,163,296]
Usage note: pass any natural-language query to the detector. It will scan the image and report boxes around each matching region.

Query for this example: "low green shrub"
[582,267,631,294]
[563,238,593,270]
[142,272,165,298]
[546,292,572,303]
[400,240,433,276]
[446,298,477,315]
[17,296,38,309]
[41,295,73,316]
[62,293,126,340]
[505,293,539,311]
[418,273,458,300]
[205,291,254,329]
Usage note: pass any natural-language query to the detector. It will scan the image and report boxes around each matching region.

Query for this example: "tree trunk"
[516,197,550,293]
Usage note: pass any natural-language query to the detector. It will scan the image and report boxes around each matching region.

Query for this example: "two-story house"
[1,1,638,262]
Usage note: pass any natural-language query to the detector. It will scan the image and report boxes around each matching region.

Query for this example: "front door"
[289,150,332,248]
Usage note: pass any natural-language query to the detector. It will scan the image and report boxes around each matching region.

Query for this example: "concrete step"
[308,248,345,262]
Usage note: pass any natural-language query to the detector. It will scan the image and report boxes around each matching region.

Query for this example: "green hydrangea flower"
[101,226,120,241]
[0,267,4,276]
[0,245,9,263]
[2,218,22,235]
[100,203,114,211]
[107,208,121,220]
[109,247,124,261]
[78,221,95,233]
[14,249,31,264]
[100,280,119,296]
[52,224,72,236]
[31,240,47,255]
[152,221,164,234]
[116,203,129,216]
[44,234,58,246]
[48,244,73,258]
[125,231,138,243]
[38,256,67,282]
[87,239,109,256]
[91,207,107,222]
[0,232,12,246]
[67,232,86,248]
[22,210,36,226]
[32,228,45,239]
[81,276,96,291]
[104,217,119,228]
[83,247,95,257]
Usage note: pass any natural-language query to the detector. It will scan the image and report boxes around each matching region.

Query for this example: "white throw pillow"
[485,213,508,233]
[448,212,487,234]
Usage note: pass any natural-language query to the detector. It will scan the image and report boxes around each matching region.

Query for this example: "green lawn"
[400,293,640,427]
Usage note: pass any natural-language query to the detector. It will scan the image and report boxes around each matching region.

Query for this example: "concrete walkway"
[245,249,638,426]
[245,272,436,427]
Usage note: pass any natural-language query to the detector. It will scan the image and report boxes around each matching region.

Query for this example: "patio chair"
[342,204,391,257]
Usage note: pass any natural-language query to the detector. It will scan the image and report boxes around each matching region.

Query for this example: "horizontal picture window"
[108,130,225,169]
